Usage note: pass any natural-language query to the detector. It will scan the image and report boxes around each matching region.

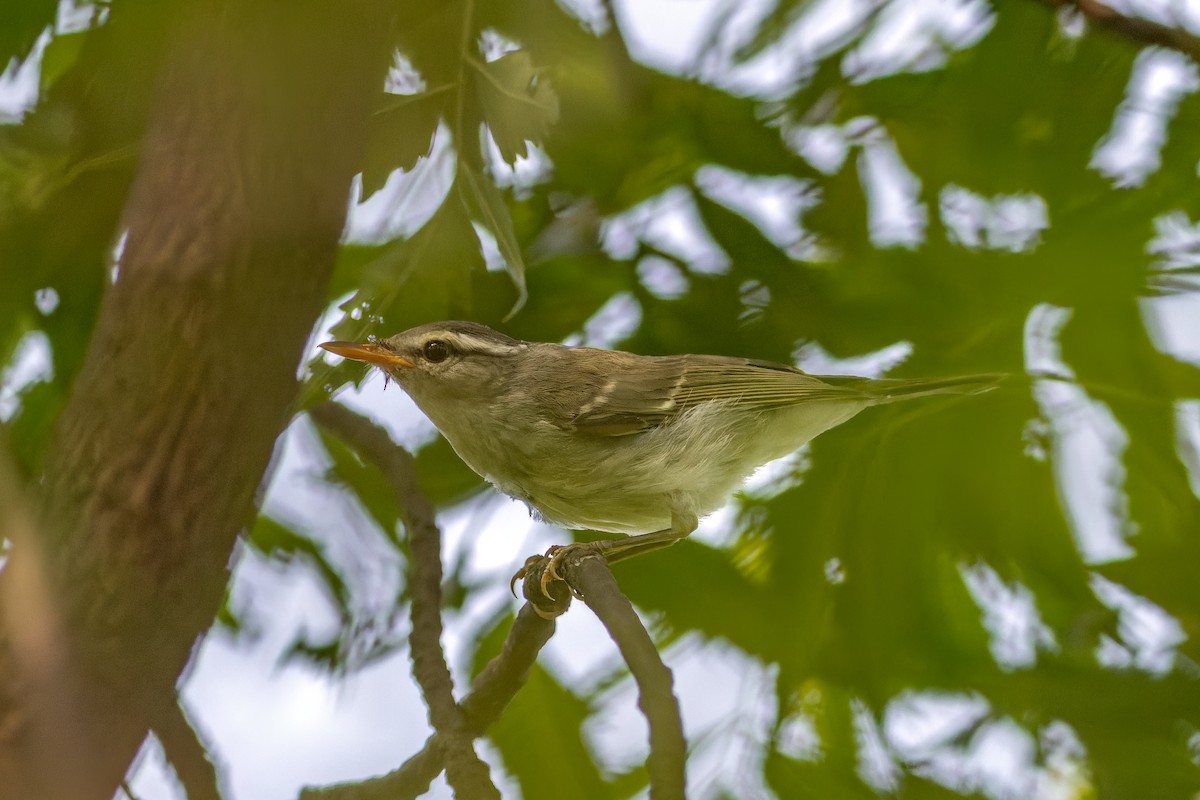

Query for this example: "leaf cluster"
[2,0,1199,797]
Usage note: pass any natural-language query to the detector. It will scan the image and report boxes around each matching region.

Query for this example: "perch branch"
[297,603,555,800]
[149,694,224,800]
[552,553,687,800]
[309,402,498,799]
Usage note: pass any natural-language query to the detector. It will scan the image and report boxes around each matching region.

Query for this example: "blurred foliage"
[2,0,1199,798]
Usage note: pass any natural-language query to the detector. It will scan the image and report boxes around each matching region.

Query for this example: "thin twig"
[561,554,687,800]
[298,603,556,800]
[309,403,499,799]
[1040,0,1200,62]
[149,694,224,800]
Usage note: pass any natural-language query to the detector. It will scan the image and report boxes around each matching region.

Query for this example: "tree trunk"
[0,2,394,796]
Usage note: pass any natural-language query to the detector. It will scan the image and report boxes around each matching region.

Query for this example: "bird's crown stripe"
[439,331,525,357]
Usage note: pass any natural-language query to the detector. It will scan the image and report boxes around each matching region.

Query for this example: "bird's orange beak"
[319,341,414,369]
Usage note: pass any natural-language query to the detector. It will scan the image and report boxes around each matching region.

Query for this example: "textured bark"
[0,2,393,797]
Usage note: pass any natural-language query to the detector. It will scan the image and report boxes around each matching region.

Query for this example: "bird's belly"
[524,486,673,535]
[451,398,869,536]
[476,447,678,535]
[510,443,768,535]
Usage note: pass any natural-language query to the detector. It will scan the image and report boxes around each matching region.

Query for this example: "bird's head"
[320,321,527,411]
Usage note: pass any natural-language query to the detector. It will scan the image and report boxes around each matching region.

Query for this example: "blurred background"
[2,0,1199,797]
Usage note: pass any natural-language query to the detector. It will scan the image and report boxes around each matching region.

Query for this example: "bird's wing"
[569,354,869,436]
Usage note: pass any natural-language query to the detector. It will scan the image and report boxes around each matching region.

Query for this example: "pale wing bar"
[570,355,867,435]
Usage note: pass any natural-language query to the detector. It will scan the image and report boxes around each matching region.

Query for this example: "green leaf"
[321,190,487,355]
[413,435,486,507]
[459,163,527,316]
[0,0,57,69]
[311,424,404,550]
[471,50,560,165]
[616,539,777,657]
[766,688,877,800]
[361,89,446,197]
[39,28,87,92]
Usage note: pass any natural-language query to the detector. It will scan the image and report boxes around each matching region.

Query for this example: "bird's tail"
[823,373,1006,403]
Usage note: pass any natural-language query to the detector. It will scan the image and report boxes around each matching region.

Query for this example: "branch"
[149,695,224,800]
[0,437,86,796]
[1041,0,1200,62]
[298,603,555,800]
[308,403,499,799]
[0,3,398,796]
[555,555,687,800]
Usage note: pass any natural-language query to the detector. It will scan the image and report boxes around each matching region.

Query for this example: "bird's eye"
[423,340,450,363]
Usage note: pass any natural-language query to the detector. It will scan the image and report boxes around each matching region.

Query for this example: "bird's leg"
[590,515,698,565]
[512,510,699,604]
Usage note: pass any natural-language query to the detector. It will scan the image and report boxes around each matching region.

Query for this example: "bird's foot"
[510,542,609,618]
[510,530,689,617]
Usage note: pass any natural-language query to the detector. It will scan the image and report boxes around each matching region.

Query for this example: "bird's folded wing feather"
[569,354,870,436]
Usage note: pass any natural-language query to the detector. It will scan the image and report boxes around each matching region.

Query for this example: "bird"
[320,321,999,600]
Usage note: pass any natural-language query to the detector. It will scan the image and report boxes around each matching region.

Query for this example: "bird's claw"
[540,544,569,599]
[510,544,602,618]
[509,548,574,618]
[509,554,544,598]
[509,545,570,597]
